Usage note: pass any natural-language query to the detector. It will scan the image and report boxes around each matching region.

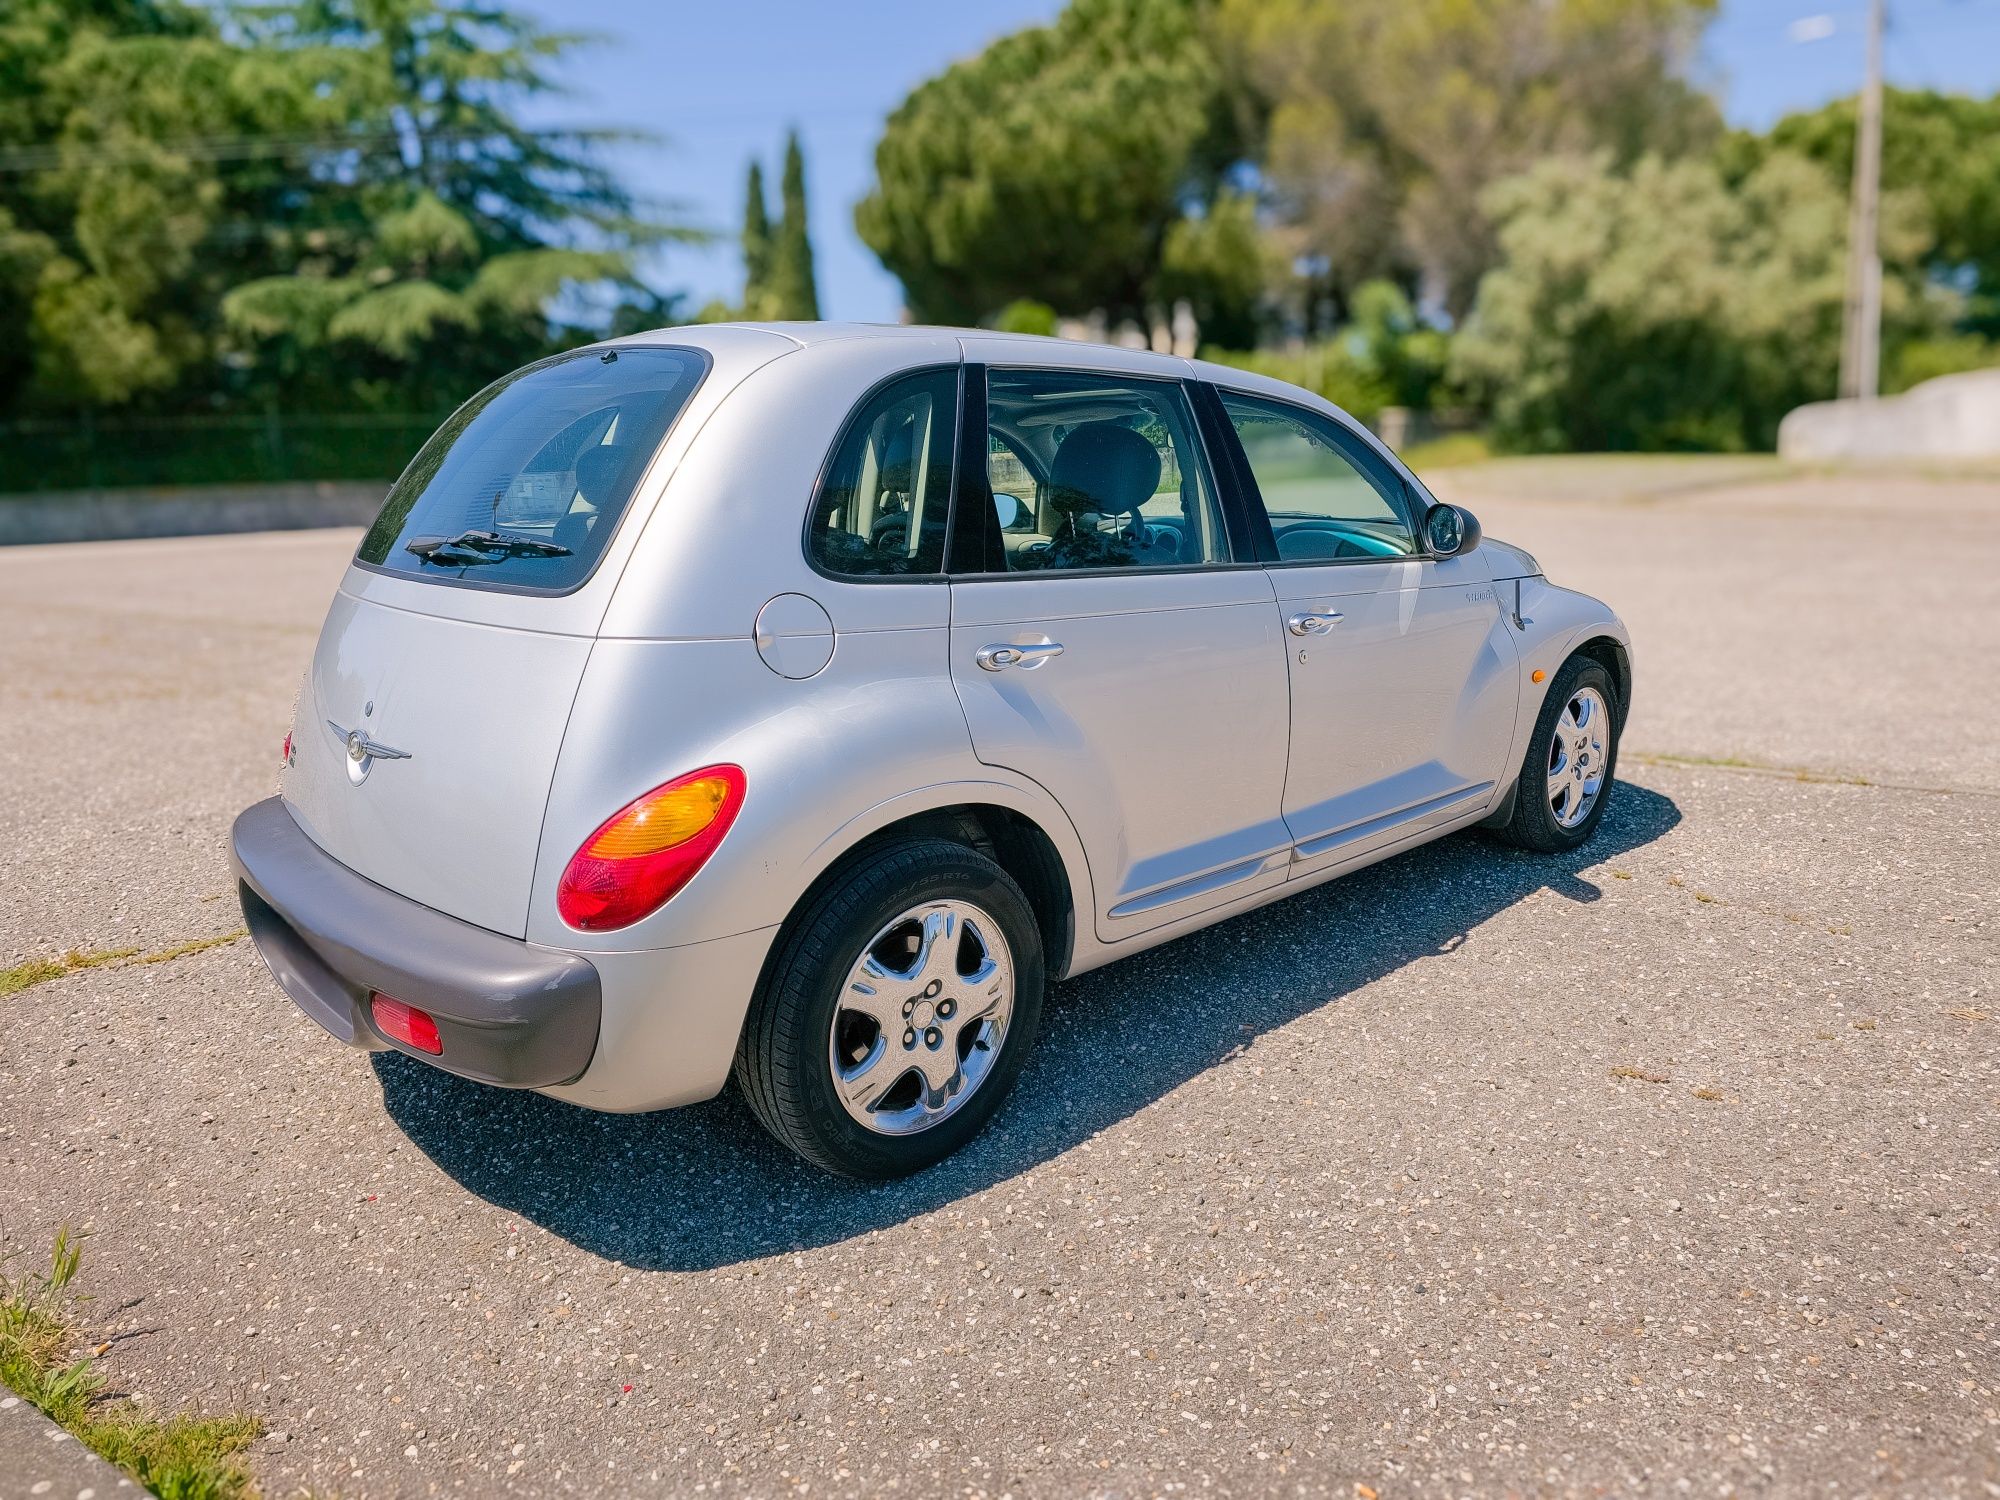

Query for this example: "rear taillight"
[557,765,746,932]
[281,730,293,768]
[371,993,443,1054]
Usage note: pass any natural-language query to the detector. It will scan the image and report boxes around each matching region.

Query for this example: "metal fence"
[0,412,448,493]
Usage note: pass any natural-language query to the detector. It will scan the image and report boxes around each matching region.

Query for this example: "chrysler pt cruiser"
[232,323,1631,1178]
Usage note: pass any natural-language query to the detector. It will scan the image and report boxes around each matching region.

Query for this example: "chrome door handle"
[975,641,1064,672]
[1287,611,1343,636]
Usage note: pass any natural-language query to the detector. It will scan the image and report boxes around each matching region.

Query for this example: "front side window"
[982,369,1226,573]
[1220,392,1417,562]
[808,368,956,578]
[357,346,707,592]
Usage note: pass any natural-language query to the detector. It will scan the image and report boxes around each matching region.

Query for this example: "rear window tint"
[356,346,707,592]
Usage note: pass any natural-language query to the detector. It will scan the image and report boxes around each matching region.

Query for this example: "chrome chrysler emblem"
[326,717,411,784]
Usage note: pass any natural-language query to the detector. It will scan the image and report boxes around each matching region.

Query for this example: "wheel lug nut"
[937,999,955,1018]
[902,1028,916,1049]
[924,1027,943,1049]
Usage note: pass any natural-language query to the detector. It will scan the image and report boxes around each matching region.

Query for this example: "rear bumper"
[231,796,601,1088]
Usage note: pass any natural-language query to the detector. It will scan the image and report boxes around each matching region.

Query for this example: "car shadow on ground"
[376,784,1680,1272]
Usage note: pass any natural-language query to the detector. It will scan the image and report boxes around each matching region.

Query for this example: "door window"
[980,369,1227,573]
[1219,392,1417,562]
[808,368,956,577]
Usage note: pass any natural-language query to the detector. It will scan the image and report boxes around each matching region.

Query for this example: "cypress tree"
[740,159,772,317]
[768,129,820,320]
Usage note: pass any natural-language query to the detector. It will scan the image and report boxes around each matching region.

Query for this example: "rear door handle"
[976,641,1064,672]
[1287,611,1343,636]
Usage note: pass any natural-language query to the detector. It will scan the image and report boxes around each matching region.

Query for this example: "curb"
[0,481,385,546]
[0,1389,138,1499]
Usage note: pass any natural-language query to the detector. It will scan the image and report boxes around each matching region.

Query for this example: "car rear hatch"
[282,591,597,938]
[279,342,730,939]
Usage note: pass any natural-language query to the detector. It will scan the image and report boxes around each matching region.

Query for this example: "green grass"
[1399,431,1493,471]
[0,947,140,998]
[1,1230,261,1499]
[1,930,244,999]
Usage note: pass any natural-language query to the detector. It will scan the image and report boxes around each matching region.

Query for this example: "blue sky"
[517,0,2000,323]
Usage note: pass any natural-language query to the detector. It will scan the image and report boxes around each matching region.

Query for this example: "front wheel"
[1496,654,1622,852]
[734,839,1044,1178]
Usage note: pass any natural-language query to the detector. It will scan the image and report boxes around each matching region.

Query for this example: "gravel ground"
[0,468,1994,1498]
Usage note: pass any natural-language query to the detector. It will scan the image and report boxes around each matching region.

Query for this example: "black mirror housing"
[1424,503,1482,557]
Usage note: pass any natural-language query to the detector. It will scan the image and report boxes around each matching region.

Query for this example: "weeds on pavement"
[1,1227,261,1499]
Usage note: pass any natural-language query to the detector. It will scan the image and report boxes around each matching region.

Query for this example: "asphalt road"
[1,462,1994,1498]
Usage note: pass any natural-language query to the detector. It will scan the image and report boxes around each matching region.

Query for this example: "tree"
[0,0,354,412]
[1218,0,1721,320]
[765,129,820,320]
[855,0,1247,335]
[1720,88,2000,338]
[0,0,689,420]
[218,0,691,412]
[740,158,772,318]
[1450,152,1930,451]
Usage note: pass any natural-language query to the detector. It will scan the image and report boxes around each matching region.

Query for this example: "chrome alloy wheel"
[828,900,1015,1136]
[1547,684,1611,829]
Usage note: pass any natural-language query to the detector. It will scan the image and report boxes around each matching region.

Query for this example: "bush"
[1451,152,1931,451]
[1199,340,1394,426]
[1887,334,2000,393]
[991,299,1059,337]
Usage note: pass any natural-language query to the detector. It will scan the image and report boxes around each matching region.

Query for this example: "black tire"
[733,838,1045,1178]
[1495,653,1622,853]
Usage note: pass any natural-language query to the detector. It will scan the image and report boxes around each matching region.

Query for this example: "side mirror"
[992,492,1025,530]
[1424,503,1482,557]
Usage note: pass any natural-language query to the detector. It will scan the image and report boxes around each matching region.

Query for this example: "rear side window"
[807,368,957,578]
[356,346,707,592]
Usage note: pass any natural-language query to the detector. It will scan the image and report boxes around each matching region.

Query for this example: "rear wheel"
[1496,654,1621,852]
[735,839,1044,1178]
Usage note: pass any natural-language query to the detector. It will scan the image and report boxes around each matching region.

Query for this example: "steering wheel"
[870,513,909,556]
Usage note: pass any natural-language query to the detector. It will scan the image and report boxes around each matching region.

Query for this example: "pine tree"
[741,159,772,318]
[767,129,820,320]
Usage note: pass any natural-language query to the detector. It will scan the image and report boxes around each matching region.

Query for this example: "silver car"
[233,323,1631,1178]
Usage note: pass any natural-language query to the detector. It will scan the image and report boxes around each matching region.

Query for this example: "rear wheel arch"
[781,800,1079,983]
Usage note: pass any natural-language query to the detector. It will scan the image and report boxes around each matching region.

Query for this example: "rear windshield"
[355,346,708,592]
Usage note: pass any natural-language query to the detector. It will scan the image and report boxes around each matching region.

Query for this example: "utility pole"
[1839,0,1886,400]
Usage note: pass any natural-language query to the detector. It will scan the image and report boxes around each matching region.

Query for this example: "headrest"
[572,445,626,503]
[1048,423,1162,519]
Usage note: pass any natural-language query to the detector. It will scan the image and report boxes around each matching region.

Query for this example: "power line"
[0,124,631,175]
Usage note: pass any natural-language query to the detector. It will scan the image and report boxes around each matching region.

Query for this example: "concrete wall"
[0,480,386,546]
[1779,369,2000,462]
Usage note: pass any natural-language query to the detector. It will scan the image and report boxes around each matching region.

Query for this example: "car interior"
[982,371,1225,573]
[808,369,1425,578]
[1220,399,1419,560]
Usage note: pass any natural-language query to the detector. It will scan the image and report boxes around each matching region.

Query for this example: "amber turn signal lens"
[1531,669,1546,683]
[557,765,747,931]
[581,774,734,858]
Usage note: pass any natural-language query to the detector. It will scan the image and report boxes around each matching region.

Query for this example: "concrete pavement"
[0,464,1993,1497]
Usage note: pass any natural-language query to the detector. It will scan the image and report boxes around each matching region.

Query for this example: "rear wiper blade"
[405,529,572,564]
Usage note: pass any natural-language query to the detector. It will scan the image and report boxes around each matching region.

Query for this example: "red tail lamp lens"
[371,993,443,1055]
[557,765,747,932]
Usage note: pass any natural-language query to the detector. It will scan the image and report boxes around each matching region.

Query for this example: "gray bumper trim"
[231,797,600,1088]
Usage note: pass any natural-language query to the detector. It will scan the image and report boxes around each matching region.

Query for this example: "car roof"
[593,320,1421,493]
[602,320,1195,378]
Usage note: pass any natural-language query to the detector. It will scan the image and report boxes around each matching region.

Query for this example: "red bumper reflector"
[370,992,443,1055]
